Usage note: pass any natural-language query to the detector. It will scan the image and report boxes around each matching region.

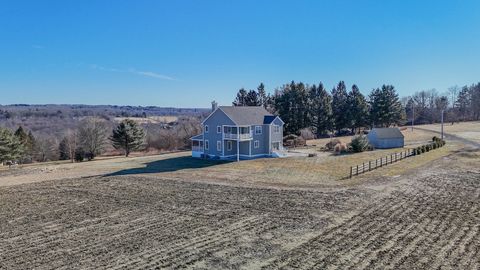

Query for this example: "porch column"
[249,140,251,157]
[222,125,224,157]
[237,126,240,161]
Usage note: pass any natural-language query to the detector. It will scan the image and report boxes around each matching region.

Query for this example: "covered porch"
[190,134,204,158]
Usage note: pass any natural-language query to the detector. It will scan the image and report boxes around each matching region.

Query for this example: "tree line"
[232,81,480,137]
[233,81,403,136]
[1,116,202,164]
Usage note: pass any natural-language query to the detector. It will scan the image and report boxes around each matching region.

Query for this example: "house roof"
[190,134,203,140]
[218,106,277,126]
[370,128,404,139]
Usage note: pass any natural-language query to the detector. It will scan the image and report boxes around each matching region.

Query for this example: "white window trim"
[254,140,260,148]
[217,126,221,133]
[227,141,232,151]
[205,140,209,150]
[255,126,262,135]
[217,141,221,151]
[274,125,280,133]
[204,125,209,133]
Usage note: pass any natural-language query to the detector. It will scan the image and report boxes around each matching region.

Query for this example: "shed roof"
[370,128,404,139]
[219,106,276,126]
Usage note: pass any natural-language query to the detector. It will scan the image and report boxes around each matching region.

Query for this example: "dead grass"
[0,122,476,189]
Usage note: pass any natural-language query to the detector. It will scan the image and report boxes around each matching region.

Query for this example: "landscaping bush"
[333,143,348,155]
[421,145,426,153]
[350,135,370,153]
[74,148,85,162]
[325,138,341,151]
[294,136,306,147]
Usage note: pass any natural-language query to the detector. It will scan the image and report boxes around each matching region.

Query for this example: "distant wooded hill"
[0,104,209,138]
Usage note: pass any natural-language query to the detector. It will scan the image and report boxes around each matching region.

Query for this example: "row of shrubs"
[413,136,446,155]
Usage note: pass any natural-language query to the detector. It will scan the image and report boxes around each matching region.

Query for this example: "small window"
[205,140,209,150]
[255,126,262,135]
[254,140,260,148]
[204,125,209,133]
[217,126,221,133]
[274,125,280,133]
[217,141,221,151]
[227,141,232,151]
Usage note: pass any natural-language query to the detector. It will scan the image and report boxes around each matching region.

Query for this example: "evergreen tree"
[245,90,261,106]
[274,81,309,134]
[331,81,349,132]
[58,137,70,160]
[14,126,28,144]
[110,119,145,157]
[456,86,470,121]
[309,83,334,137]
[369,85,404,127]
[27,131,36,154]
[347,85,369,133]
[14,126,35,162]
[0,128,24,163]
[233,88,248,106]
[257,83,268,108]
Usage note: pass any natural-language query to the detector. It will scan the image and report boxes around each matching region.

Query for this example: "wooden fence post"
[356,164,359,176]
[350,166,353,178]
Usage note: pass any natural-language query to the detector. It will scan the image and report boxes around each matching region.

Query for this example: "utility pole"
[411,98,415,132]
[441,110,444,140]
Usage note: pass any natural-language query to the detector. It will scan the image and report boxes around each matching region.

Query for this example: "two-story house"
[191,103,284,160]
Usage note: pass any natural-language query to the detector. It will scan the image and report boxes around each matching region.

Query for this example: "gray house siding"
[270,118,284,149]
[203,109,235,157]
[194,106,285,160]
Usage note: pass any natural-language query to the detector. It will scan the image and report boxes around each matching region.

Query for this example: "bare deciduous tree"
[78,117,109,160]
[64,128,78,163]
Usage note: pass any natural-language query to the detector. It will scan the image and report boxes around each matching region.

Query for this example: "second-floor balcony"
[223,131,253,140]
[223,126,253,140]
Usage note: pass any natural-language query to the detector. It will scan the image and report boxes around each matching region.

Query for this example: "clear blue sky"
[1,0,479,108]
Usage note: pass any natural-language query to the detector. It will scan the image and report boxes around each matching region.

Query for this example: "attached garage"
[367,128,404,149]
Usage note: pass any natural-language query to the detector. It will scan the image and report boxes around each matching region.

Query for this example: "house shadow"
[105,156,230,177]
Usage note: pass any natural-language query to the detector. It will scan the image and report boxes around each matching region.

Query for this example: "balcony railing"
[223,131,253,140]
[192,146,204,152]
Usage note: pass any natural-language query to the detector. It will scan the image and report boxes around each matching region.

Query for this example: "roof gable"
[201,107,236,125]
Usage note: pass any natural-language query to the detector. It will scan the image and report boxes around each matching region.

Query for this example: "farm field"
[0,122,479,269]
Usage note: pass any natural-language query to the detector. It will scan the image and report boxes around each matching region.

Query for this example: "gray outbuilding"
[367,128,404,149]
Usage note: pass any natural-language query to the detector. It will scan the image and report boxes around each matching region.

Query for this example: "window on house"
[217,141,221,151]
[254,140,260,148]
[227,141,232,151]
[204,125,209,133]
[217,126,221,133]
[205,140,209,150]
[274,125,280,133]
[255,126,262,135]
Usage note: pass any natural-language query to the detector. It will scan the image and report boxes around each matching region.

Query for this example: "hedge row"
[413,136,446,155]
